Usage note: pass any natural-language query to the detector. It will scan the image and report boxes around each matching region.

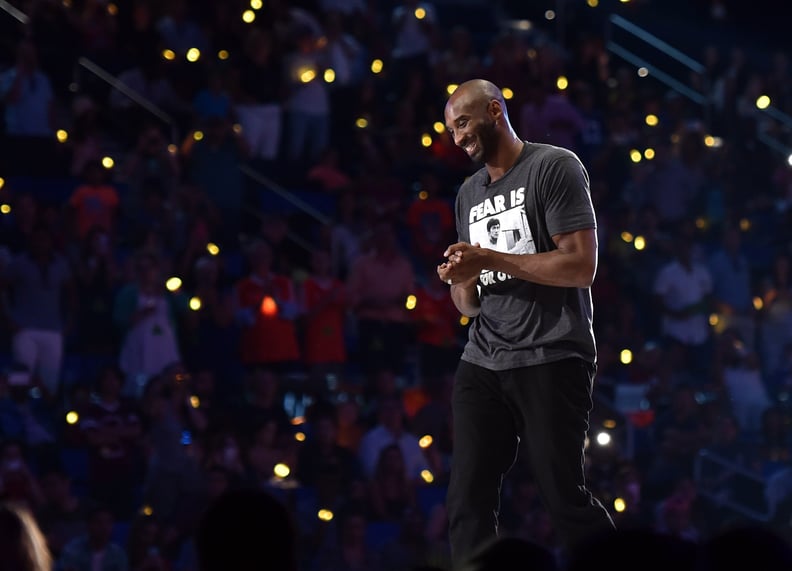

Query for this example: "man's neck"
[485,136,525,184]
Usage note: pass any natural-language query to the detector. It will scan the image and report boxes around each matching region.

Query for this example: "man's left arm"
[445,228,597,289]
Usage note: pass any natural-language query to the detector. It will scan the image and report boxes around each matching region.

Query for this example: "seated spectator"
[196,489,298,571]
[58,503,128,571]
[233,367,292,440]
[0,501,53,571]
[312,504,384,571]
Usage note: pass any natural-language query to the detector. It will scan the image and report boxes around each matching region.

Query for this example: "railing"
[606,13,792,158]
[693,448,782,523]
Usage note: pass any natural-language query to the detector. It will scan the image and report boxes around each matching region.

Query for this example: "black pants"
[447,358,614,568]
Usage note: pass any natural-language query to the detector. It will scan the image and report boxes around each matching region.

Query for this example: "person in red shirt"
[413,275,463,380]
[235,240,300,369]
[406,172,455,274]
[300,249,347,392]
[67,160,120,242]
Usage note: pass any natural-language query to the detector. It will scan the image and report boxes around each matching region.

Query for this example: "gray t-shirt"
[454,142,597,370]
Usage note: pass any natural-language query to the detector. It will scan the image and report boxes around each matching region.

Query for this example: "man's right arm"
[450,280,481,317]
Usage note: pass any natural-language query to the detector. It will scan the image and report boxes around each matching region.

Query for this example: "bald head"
[444,79,515,164]
[447,79,507,117]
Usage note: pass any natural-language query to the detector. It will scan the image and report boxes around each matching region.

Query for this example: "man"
[436,79,614,567]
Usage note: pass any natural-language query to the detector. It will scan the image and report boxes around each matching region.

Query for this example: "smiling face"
[444,84,503,164]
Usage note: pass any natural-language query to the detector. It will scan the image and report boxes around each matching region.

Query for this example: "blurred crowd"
[1,0,792,569]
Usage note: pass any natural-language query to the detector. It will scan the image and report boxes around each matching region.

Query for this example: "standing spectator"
[301,249,348,393]
[120,123,180,219]
[68,160,121,243]
[59,504,129,571]
[232,28,285,163]
[283,27,331,166]
[358,395,429,483]
[1,225,75,399]
[36,468,88,560]
[390,0,437,85]
[113,252,187,396]
[312,505,384,571]
[653,226,714,378]
[78,365,144,519]
[346,220,416,377]
[367,443,419,522]
[0,39,55,175]
[234,240,300,371]
[155,0,208,58]
[519,78,586,155]
[412,276,462,380]
[708,225,756,347]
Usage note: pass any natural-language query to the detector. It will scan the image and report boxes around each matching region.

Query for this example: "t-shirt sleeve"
[541,153,596,238]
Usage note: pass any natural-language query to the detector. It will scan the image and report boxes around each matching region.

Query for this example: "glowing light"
[460,315,470,326]
[644,148,655,160]
[162,49,176,61]
[545,10,556,20]
[739,218,751,231]
[189,395,200,408]
[419,435,433,448]
[206,242,220,256]
[788,154,792,167]
[418,190,429,200]
[218,49,229,60]
[633,236,646,250]
[620,231,634,243]
[107,3,118,15]
[414,7,426,19]
[294,432,306,442]
[291,416,306,426]
[587,0,599,7]
[317,509,334,522]
[620,349,633,365]
[709,314,720,327]
[65,411,79,425]
[603,419,617,429]
[355,117,368,129]
[645,114,659,126]
[232,123,242,134]
[167,144,177,154]
[300,68,316,83]
[446,84,459,95]
[556,76,568,90]
[250,0,262,8]
[141,505,153,516]
[323,68,335,83]
[421,133,432,147]
[166,277,182,291]
[0,177,4,190]
[596,431,611,446]
[101,156,114,169]
[753,296,764,311]
[704,135,715,147]
[242,9,256,23]
[629,149,642,163]
[405,294,417,310]
[193,130,204,141]
[637,67,649,77]
[695,217,708,230]
[502,87,514,100]
[371,59,383,74]
[189,297,202,311]
[260,295,278,316]
[56,129,68,143]
[614,497,626,512]
[433,121,445,134]
[0,204,10,215]
[273,463,290,478]
[420,469,434,483]
[186,48,200,62]
[756,95,771,110]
